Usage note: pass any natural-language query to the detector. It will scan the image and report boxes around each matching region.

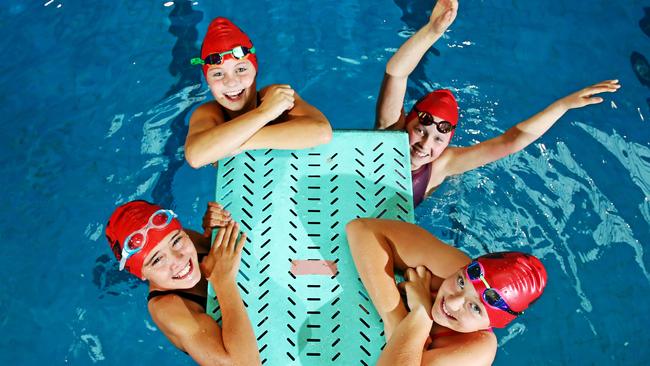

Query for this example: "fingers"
[405,267,416,281]
[204,202,232,229]
[213,221,233,251]
[225,222,240,251]
[582,85,620,97]
[235,232,247,254]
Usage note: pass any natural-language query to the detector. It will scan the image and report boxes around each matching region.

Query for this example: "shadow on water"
[152,0,204,208]
[633,7,650,117]
[93,1,204,296]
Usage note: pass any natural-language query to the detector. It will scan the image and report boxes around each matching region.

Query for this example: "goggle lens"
[151,211,172,226]
[126,232,145,251]
[416,111,455,134]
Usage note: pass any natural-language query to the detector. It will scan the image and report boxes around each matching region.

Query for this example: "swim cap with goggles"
[105,201,182,279]
[464,252,547,328]
[406,89,459,139]
[191,17,258,79]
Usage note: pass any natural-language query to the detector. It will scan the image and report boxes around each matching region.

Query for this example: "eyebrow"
[144,231,181,267]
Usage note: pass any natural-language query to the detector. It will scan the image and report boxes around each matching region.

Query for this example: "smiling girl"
[106,200,260,365]
[376,0,620,206]
[184,17,332,168]
[346,218,547,365]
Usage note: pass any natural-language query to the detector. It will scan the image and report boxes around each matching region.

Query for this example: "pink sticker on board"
[290,260,338,275]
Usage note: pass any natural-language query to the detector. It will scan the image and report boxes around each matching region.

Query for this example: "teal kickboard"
[207,130,415,365]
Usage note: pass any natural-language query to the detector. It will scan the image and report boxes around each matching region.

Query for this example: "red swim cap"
[467,252,547,328]
[105,201,182,279]
[406,89,459,139]
[200,17,258,78]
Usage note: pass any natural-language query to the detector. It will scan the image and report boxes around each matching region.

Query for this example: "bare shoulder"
[148,293,202,330]
[189,101,225,128]
[423,330,497,366]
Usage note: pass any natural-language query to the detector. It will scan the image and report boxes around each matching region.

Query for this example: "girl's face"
[405,115,452,170]
[141,230,200,290]
[431,268,491,333]
[206,58,257,112]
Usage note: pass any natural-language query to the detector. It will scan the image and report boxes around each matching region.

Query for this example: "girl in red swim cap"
[184,17,332,168]
[376,0,620,207]
[346,218,547,365]
[105,201,261,365]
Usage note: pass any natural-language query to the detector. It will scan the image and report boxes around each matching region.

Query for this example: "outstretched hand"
[200,221,246,284]
[429,0,458,35]
[558,79,621,110]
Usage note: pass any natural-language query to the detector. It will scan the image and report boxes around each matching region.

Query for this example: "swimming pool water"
[1,1,649,365]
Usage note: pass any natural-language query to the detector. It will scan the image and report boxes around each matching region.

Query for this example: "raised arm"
[151,221,260,365]
[345,218,470,339]
[200,221,260,365]
[435,80,621,179]
[376,0,458,129]
[185,85,331,168]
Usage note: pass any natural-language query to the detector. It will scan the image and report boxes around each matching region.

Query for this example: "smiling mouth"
[411,146,430,158]
[172,260,193,280]
[441,298,457,321]
[223,89,244,102]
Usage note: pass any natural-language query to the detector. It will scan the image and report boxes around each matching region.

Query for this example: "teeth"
[442,299,454,319]
[225,90,243,97]
[174,261,191,279]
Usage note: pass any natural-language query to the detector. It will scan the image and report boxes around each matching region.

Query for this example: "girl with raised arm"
[106,201,260,365]
[376,0,620,206]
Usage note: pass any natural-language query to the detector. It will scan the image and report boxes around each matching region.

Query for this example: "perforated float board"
[207,130,415,365]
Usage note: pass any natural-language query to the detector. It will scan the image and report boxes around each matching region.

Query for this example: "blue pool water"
[1,1,649,364]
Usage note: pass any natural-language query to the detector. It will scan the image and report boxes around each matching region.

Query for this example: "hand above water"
[201,201,232,237]
[200,221,246,284]
[259,84,295,121]
[557,79,621,110]
[400,266,434,316]
[429,0,458,35]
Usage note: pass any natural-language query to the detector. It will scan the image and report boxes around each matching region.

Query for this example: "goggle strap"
[190,57,205,66]
[118,255,128,271]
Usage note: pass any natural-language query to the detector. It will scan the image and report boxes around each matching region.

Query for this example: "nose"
[169,250,186,271]
[445,292,465,312]
[420,135,435,150]
[223,72,238,87]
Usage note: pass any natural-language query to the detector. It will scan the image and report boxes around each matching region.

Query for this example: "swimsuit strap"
[147,290,207,309]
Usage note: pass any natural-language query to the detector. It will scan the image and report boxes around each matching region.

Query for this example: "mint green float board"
[207,131,415,365]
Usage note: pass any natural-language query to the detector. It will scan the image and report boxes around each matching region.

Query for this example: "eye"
[435,136,443,142]
[152,255,164,267]
[210,71,223,78]
[456,275,465,289]
[236,67,247,73]
[470,303,482,315]
[172,236,183,248]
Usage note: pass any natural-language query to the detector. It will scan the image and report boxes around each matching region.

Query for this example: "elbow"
[184,144,213,169]
[345,218,369,246]
[184,148,204,169]
[319,120,333,145]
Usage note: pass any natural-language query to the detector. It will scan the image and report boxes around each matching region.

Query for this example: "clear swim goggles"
[190,45,256,66]
[119,209,177,270]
